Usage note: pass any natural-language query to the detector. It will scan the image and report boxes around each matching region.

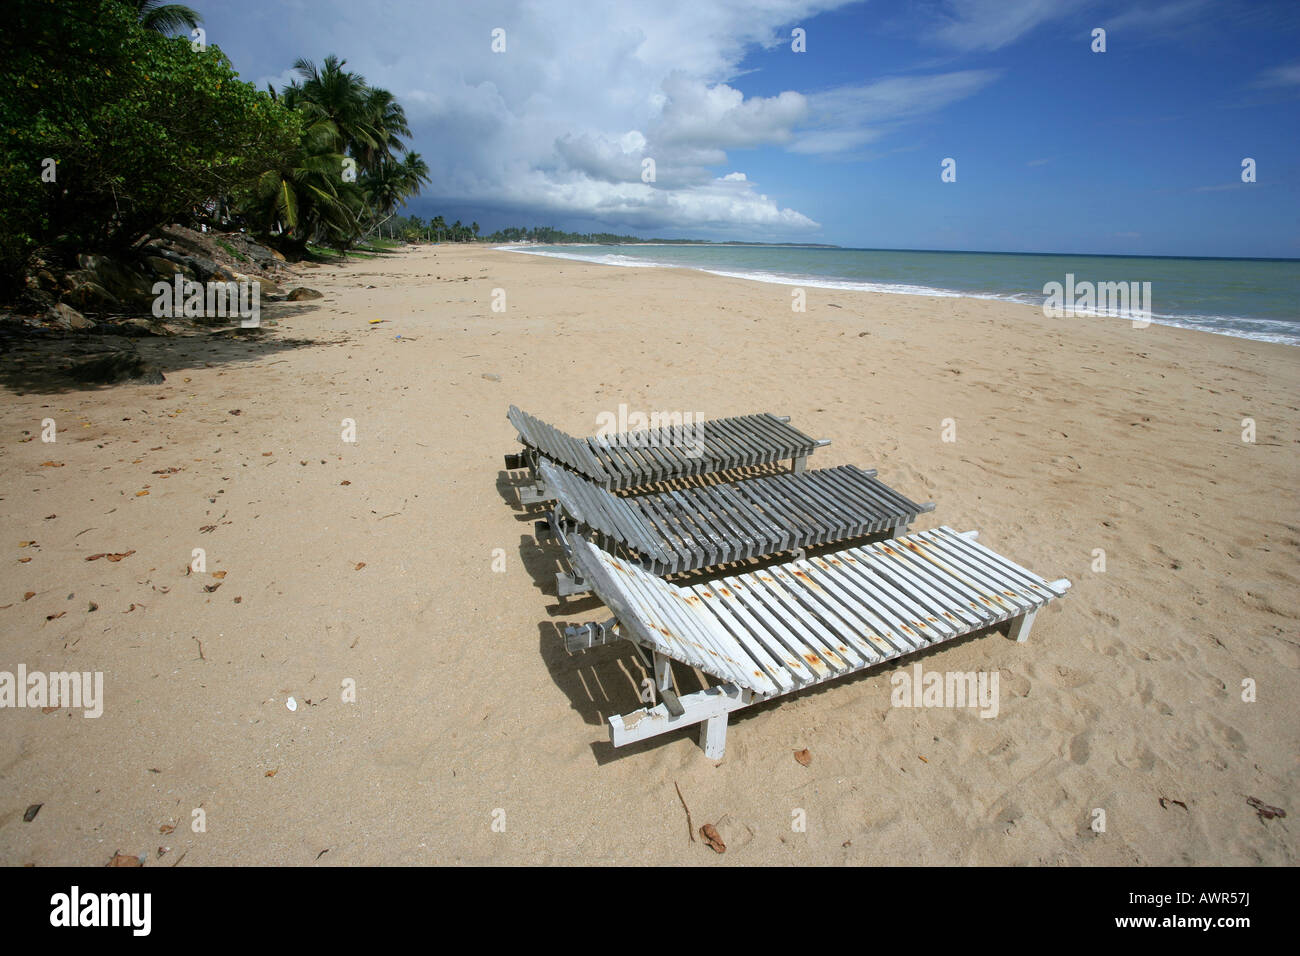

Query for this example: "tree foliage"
[0,0,297,292]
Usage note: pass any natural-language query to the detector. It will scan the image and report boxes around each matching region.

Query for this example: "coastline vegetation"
[0,0,430,299]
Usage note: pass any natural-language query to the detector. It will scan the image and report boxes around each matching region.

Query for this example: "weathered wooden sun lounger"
[538,458,935,595]
[504,405,828,504]
[562,527,1070,758]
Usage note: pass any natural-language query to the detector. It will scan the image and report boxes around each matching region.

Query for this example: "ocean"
[498,243,1300,346]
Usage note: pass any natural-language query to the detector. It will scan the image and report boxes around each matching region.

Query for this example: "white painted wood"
[578,526,1071,757]
[700,713,728,759]
[1009,608,1037,643]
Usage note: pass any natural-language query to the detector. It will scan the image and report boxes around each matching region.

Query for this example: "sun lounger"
[503,405,828,503]
[562,527,1070,758]
[538,458,935,594]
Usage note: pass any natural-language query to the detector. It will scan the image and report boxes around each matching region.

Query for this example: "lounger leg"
[700,713,728,759]
[519,478,549,505]
[891,520,908,539]
[792,454,807,474]
[1008,609,1037,643]
[653,652,685,716]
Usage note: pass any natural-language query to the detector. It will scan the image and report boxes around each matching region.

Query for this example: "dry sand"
[1,243,1296,865]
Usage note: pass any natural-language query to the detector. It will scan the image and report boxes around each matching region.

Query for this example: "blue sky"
[202,0,1299,257]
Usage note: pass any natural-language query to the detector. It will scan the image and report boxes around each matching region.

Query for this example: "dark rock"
[50,303,93,330]
[287,287,323,301]
[66,278,121,312]
[69,351,165,385]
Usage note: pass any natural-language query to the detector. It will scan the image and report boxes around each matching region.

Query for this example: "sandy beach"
[1,243,1296,866]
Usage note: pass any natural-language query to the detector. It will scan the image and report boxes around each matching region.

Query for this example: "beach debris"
[794,748,812,767]
[286,696,298,712]
[107,851,144,868]
[159,824,175,835]
[228,409,241,415]
[315,848,329,861]
[368,319,385,324]
[1158,796,1188,812]
[23,804,42,823]
[202,583,221,593]
[265,769,277,778]
[700,823,726,854]
[157,846,170,858]
[86,550,135,562]
[45,611,66,621]
[23,591,35,601]
[87,601,97,612]
[674,782,695,843]
[353,562,366,571]
[1247,797,1285,821]
[481,372,501,382]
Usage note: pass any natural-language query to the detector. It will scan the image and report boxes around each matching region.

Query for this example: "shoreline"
[1,242,1296,865]
[494,243,1300,347]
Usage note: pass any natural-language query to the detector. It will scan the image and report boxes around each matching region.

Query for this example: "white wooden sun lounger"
[562,527,1070,758]
[537,458,935,594]
[503,405,828,503]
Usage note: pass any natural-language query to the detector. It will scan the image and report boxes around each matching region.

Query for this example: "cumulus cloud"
[212,0,993,234]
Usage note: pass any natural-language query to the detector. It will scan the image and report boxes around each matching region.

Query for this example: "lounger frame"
[563,527,1070,758]
[504,405,829,503]
[538,458,935,595]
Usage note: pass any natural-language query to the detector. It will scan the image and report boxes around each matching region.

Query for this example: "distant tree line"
[485,226,645,244]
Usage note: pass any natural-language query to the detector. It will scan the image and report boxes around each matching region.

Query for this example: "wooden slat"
[570,528,1070,695]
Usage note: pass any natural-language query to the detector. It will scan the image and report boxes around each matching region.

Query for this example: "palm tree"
[284,56,372,158]
[126,0,201,34]
[397,152,430,197]
[471,222,480,241]
[354,88,410,174]
[247,113,359,251]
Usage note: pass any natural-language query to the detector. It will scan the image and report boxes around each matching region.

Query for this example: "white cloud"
[217,1,987,234]
[790,70,1001,154]
[930,0,1085,52]
[653,73,809,148]
[1104,0,1212,31]
[1254,62,1300,88]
